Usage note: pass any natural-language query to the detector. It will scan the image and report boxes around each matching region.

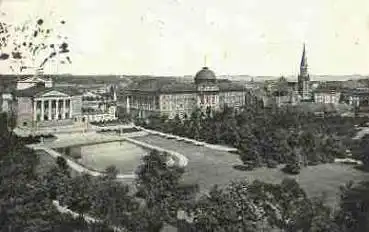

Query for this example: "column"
[55,99,59,120]
[126,96,130,114]
[48,99,52,121]
[41,100,44,121]
[62,99,66,119]
[69,99,72,119]
[33,100,37,122]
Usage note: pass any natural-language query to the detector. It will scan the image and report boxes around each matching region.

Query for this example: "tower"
[194,67,219,111]
[298,44,311,100]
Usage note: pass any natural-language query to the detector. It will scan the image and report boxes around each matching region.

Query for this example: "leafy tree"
[135,150,197,231]
[56,156,69,174]
[61,174,94,215]
[249,178,316,232]
[283,148,302,175]
[104,164,119,180]
[335,181,369,232]
[192,183,261,232]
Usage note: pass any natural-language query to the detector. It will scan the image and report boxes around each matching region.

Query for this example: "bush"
[233,164,255,171]
[282,163,301,175]
[266,160,278,168]
[56,156,68,170]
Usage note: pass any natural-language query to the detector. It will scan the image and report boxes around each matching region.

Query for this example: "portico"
[33,97,72,122]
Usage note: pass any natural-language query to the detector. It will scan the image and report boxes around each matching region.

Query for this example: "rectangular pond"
[56,141,148,174]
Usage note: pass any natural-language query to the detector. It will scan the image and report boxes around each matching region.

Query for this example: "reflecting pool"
[56,141,148,174]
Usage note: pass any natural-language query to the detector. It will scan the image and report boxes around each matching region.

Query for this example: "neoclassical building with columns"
[15,85,82,128]
[0,75,83,130]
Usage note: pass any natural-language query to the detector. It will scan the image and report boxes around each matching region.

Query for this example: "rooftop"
[16,85,82,97]
[125,77,245,94]
[194,67,216,84]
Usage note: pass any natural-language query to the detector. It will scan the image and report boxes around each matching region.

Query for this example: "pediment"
[41,90,70,97]
[20,76,48,83]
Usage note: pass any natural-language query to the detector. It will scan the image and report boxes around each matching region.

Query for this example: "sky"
[1,0,369,76]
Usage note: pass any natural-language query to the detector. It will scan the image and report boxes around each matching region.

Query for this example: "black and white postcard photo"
[0,0,369,231]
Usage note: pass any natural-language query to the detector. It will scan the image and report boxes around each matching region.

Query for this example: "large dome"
[194,67,216,84]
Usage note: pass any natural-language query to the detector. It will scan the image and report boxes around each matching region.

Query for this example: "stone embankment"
[134,126,238,152]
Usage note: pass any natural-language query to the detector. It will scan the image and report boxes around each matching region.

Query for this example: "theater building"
[0,74,83,132]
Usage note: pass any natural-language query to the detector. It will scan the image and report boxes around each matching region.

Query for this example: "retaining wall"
[134,126,238,152]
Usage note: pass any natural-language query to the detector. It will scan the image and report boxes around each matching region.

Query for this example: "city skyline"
[1,0,369,77]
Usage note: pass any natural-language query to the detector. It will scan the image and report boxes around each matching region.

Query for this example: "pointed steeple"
[299,43,309,78]
[300,43,307,68]
[298,43,311,100]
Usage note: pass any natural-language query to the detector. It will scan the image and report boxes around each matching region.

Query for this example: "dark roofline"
[16,86,82,97]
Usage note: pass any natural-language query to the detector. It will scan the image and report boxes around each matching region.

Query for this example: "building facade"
[341,88,369,112]
[13,79,83,129]
[122,67,247,119]
[314,88,341,105]
[81,88,117,122]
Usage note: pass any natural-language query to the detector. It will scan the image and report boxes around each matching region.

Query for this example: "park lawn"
[136,134,369,207]
[76,141,148,174]
[233,163,369,207]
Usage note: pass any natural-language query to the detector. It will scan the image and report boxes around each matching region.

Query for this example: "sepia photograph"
[0,0,369,231]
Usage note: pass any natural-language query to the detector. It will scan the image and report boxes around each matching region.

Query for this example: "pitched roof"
[314,84,342,93]
[15,86,82,97]
[125,78,245,94]
[341,88,369,96]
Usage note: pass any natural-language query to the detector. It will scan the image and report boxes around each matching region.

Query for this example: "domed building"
[123,67,247,119]
[194,67,217,84]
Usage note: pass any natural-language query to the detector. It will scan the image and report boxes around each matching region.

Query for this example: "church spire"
[300,43,307,68]
[298,43,311,100]
[299,43,309,78]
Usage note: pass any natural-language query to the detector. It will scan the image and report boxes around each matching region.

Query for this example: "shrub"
[56,156,68,170]
[233,164,255,171]
[266,159,278,168]
[282,163,301,175]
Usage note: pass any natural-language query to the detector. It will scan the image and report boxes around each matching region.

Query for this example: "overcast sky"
[1,0,369,76]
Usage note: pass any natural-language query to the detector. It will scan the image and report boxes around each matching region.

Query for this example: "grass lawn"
[74,141,148,174]
[135,134,369,207]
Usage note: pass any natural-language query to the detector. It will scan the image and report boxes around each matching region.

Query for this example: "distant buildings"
[264,44,313,108]
[81,88,117,122]
[314,86,341,104]
[122,67,247,119]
